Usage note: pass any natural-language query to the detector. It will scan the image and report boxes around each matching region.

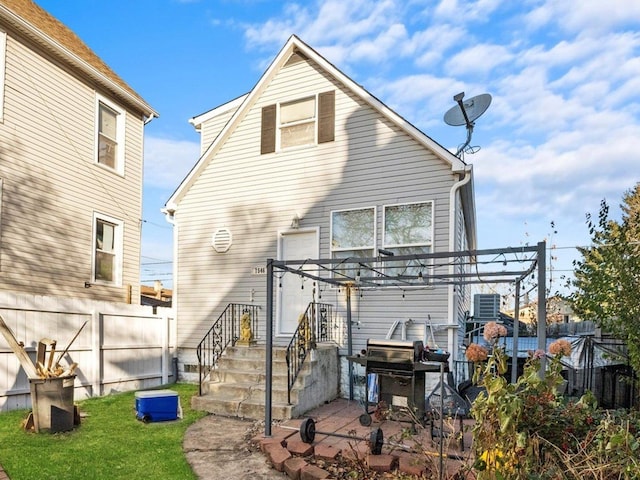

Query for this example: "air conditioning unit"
[473,294,500,320]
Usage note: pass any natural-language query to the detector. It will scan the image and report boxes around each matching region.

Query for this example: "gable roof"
[0,0,157,119]
[166,35,472,212]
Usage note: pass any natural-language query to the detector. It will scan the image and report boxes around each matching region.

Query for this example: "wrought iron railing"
[196,303,259,395]
[285,302,337,404]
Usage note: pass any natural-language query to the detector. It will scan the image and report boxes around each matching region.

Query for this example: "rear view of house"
[165,35,477,414]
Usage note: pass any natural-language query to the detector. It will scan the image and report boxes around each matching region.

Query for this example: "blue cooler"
[135,389,179,422]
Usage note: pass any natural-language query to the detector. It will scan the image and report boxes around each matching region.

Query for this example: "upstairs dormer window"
[96,96,125,174]
[280,96,316,148]
[261,90,334,154]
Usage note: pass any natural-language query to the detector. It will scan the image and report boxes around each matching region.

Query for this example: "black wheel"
[359,413,372,426]
[300,418,316,444]
[141,414,151,423]
[369,427,384,455]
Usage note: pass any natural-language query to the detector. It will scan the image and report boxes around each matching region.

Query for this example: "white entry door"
[277,229,318,336]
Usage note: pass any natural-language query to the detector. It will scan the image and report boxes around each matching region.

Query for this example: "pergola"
[264,241,548,435]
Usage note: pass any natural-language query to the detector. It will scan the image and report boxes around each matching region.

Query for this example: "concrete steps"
[192,343,339,421]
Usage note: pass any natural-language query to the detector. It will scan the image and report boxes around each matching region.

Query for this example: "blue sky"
[36,0,640,297]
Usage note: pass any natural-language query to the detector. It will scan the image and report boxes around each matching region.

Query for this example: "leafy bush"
[468,326,640,479]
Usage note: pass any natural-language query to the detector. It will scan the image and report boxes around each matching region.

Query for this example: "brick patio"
[254,398,475,478]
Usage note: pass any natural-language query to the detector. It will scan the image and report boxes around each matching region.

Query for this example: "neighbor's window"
[383,202,433,278]
[93,214,123,285]
[96,96,125,173]
[331,207,375,279]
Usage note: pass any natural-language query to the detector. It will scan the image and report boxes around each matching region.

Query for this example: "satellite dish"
[444,92,492,127]
[443,92,492,158]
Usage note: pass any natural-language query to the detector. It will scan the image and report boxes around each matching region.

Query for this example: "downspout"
[447,167,472,373]
[162,207,178,380]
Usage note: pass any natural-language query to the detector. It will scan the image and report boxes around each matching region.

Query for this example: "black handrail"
[285,302,337,404]
[196,303,259,395]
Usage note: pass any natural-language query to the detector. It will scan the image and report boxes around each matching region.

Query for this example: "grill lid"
[365,339,424,363]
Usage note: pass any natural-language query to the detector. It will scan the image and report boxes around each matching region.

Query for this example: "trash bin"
[29,375,76,433]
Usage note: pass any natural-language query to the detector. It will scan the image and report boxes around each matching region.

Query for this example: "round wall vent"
[212,228,232,253]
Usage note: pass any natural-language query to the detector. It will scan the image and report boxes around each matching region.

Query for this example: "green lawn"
[0,383,207,480]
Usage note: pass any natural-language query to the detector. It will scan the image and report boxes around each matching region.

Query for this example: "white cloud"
[445,43,514,76]
[433,0,502,22]
[525,0,640,34]
[144,136,200,189]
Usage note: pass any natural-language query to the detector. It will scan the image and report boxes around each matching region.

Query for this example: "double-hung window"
[96,96,125,173]
[330,207,375,279]
[93,213,123,285]
[383,202,433,279]
[279,96,316,149]
[261,91,335,154]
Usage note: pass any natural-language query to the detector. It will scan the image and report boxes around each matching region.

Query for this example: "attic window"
[280,96,316,148]
[260,91,335,154]
[212,228,232,253]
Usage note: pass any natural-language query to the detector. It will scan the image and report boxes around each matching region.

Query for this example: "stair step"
[191,392,294,421]
[193,343,339,421]
[207,381,300,404]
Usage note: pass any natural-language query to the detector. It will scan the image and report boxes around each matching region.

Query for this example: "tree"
[569,183,640,375]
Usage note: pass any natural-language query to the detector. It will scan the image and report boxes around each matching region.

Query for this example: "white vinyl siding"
[0,30,5,122]
[0,31,143,300]
[174,53,460,350]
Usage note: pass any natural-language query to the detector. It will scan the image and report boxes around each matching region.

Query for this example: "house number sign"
[252,266,267,275]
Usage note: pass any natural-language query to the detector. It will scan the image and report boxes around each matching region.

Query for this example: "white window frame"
[95,94,125,175]
[0,30,6,122]
[277,95,317,150]
[382,201,434,282]
[92,212,123,286]
[330,206,376,280]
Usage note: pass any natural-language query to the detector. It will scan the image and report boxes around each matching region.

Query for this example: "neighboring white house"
[0,0,172,412]
[0,0,157,302]
[164,35,477,388]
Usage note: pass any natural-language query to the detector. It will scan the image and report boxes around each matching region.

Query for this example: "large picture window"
[96,96,125,173]
[331,207,375,279]
[93,214,123,285]
[383,202,433,278]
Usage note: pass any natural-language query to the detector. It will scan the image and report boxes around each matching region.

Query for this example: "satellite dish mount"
[444,92,492,158]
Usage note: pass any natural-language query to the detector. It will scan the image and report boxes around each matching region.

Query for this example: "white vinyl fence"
[0,292,175,412]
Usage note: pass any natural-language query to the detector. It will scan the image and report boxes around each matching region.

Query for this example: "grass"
[0,383,207,480]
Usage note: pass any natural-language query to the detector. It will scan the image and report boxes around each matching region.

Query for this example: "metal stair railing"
[285,302,337,404]
[196,303,259,395]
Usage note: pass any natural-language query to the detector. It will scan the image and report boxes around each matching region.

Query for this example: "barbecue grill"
[349,339,447,427]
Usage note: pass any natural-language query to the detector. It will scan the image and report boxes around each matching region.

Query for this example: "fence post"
[162,313,169,384]
[91,310,101,397]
